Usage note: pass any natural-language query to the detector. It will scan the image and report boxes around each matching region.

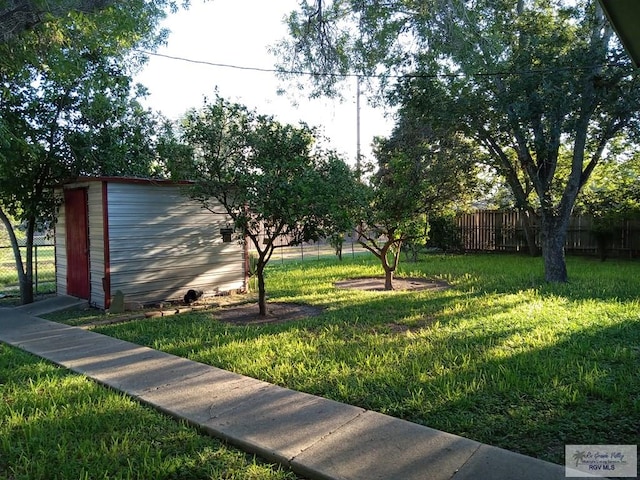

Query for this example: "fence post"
[34,244,38,294]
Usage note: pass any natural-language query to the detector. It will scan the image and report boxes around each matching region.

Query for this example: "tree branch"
[1,0,115,42]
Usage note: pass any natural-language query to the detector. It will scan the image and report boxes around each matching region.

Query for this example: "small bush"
[426,215,464,252]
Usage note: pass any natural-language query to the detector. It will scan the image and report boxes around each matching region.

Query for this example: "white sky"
[133,0,393,164]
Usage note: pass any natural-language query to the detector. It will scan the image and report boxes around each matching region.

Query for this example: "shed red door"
[65,188,90,299]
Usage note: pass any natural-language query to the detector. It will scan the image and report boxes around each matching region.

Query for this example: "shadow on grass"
[70,254,640,468]
[270,253,640,302]
[418,317,640,465]
[0,345,296,480]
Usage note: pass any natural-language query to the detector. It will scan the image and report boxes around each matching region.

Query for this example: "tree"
[574,151,640,260]
[355,151,430,290]
[390,75,542,257]
[0,0,186,43]
[0,0,114,42]
[276,0,640,282]
[0,2,168,304]
[167,95,357,316]
[356,121,477,290]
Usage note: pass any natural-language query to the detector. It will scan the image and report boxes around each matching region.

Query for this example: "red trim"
[102,181,111,309]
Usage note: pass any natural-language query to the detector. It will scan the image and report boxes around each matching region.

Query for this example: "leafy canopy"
[355,119,478,289]
[167,94,358,314]
[276,0,640,282]
[0,0,171,303]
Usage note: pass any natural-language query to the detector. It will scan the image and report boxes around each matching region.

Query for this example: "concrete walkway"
[0,298,597,480]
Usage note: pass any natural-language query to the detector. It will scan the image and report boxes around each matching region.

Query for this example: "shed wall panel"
[106,183,244,304]
[87,184,106,308]
[54,191,67,296]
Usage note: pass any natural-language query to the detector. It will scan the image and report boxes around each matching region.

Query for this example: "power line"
[135,49,633,80]
[135,50,359,78]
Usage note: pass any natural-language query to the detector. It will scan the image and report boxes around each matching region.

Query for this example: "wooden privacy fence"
[456,210,640,258]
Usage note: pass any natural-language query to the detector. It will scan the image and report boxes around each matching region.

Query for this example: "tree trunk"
[521,208,539,256]
[22,217,35,304]
[382,239,402,290]
[0,208,34,304]
[384,267,394,290]
[356,235,403,291]
[256,264,267,316]
[540,215,568,283]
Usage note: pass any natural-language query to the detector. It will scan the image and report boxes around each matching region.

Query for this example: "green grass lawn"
[45,253,640,466]
[0,344,299,480]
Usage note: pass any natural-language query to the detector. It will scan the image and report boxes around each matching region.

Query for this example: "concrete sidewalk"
[0,300,596,480]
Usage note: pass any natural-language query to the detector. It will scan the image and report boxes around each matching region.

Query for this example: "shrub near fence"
[457,210,640,258]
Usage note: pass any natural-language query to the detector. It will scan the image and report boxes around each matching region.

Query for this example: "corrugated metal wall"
[87,184,105,307]
[106,182,244,305]
[54,190,68,297]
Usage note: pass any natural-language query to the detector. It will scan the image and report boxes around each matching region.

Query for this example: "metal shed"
[55,177,247,309]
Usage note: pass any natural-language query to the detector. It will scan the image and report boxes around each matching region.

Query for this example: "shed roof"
[58,176,193,187]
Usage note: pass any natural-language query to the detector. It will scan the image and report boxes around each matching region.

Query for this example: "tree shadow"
[0,346,295,480]
[86,255,639,468]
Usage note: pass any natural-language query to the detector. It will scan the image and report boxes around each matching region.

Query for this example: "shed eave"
[54,176,194,187]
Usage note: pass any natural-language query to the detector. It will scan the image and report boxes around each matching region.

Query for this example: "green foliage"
[355,150,430,288]
[354,123,476,286]
[0,1,185,44]
[0,1,169,303]
[166,94,358,314]
[0,344,296,479]
[572,153,640,259]
[277,0,640,282]
[576,153,640,220]
[426,214,464,252]
[52,254,640,466]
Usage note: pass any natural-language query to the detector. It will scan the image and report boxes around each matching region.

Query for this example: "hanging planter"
[220,227,234,243]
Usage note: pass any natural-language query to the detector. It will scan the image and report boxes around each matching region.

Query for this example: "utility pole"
[356,75,361,174]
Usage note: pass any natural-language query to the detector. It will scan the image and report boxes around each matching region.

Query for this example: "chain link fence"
[0,237,56,297]
[251,237,372,264]
[0,232,374,298]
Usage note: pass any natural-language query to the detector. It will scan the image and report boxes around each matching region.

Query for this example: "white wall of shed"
[106,182,244,305]
[54,189,67,297]
[87,184,106,308]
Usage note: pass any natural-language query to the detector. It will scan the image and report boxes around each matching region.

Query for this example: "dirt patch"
[215,302,324,325]
[76,300,323,328]
[334,277,449,292]
[75,277,447,328]
[383,315,439,334]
